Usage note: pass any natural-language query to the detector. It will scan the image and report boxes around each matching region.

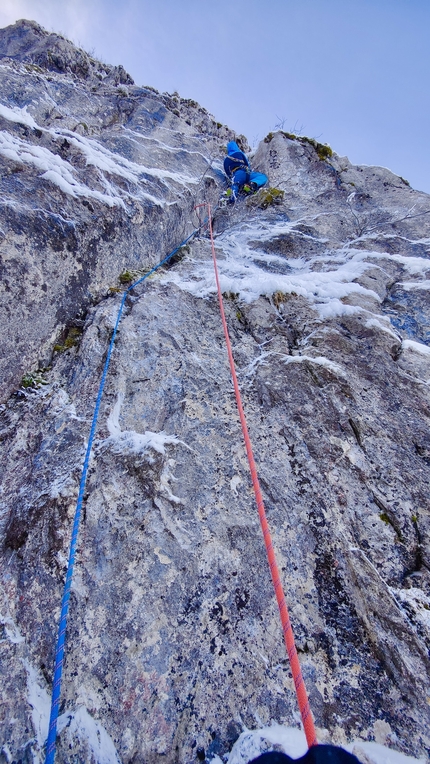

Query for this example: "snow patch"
[402,340,430,356]
[225,725,307,763]
[387,254,430,275]
[346,741,426,764]
[162,218,429,328]
[161,218,381,317]
[282,354,346,376]
[24,661,51,753]
[210,725,426,764]
[365,317,401,340]
[0,131,124,207]
[50,389,84,421]
[0,744,12,763]
[49,474,78,500]
[105,392,185,457]
[398,280,430,291]
[0,102,38,129]
[57,706,120,764]
[1,614,25,644]
[160,458,184,504]
[393,586,430,630]
[106,391,125,439]
[316,301,363,319]
[108,429,183,457]
[237,351,345,382]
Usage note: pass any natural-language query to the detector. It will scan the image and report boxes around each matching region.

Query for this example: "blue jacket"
[223,141,250,178]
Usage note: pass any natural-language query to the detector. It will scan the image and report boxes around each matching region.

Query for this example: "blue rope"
[45,226,199,764]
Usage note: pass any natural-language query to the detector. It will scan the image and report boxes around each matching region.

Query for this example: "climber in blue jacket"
[222,141,267,204]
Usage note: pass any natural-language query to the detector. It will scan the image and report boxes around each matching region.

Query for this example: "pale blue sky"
[1,0,429,193]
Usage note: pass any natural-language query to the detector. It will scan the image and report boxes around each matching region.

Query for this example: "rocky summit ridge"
[0,18,430,764]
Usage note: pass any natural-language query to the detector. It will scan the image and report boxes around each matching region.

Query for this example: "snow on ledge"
[210,725,426,764]
[64,130,201,188]
[398,281,430,291]
[237,351,346,381]
[57,706,121,764]
[402,339,430,356]
[282,354,346,377]
[0,99,200,206]
[0,103,38,129]
[0,130,125,207]
[365,317,401,340]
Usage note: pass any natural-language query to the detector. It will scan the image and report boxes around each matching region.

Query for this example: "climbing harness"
[197,202,318,749]
[231,162,249,174]
[44,226,200,764]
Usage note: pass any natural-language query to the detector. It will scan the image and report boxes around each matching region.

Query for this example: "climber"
[250,744,361,764]
[221,140,268,204]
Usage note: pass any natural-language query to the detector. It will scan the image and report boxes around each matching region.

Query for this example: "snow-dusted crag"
[0,19,237,402]
[1,19,430,764]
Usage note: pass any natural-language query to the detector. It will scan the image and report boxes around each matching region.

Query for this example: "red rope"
[199,203,318,748]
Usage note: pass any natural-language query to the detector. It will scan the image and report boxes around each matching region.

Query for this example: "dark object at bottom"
[251,745,360,764]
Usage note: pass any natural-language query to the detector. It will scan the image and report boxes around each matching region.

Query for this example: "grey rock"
[1,19,430,764]
[0,19,235,402]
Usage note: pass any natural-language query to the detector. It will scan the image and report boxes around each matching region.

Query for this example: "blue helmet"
[227,141,240,155]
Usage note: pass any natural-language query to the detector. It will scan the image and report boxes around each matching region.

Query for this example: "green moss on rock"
[248,187,284,210]
[21,371,48,389]
[267,131,334,161]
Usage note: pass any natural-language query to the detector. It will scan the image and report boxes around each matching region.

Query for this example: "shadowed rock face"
[0,19,241,403]
[1,19,430,764]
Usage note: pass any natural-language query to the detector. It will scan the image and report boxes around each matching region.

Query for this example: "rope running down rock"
[199,201,318,749]
[45,226,200,764]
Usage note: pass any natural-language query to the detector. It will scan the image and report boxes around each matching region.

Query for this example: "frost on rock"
[211,726,426,764]
[402,339,430,356]
[24,661,51,758]
[281,354,346,376]
[103,391,185,458]
[0,126,167,207]
[1,613,25,644]
[161,219,385,316]
[57,706,121,764]
[1,19,430,764]
[0,102,38,128]
[392,586,430,636]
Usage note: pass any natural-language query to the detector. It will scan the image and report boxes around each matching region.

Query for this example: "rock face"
[0,18,241,402]
[1,19,430,764]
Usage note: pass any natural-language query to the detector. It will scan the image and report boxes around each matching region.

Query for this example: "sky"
[0,0,429,194]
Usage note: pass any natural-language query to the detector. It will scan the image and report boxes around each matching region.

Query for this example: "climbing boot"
[219,188,236,207]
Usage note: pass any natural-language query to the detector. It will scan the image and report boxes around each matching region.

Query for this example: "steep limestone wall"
[0,19,240,402]
[1,19,430,764]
